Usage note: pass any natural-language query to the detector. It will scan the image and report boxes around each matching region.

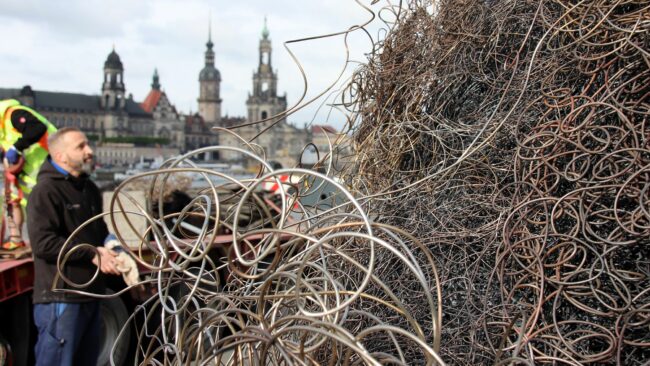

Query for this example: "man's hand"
[5,146,20,165]
[103,233,141,286]
[92,246,121,275]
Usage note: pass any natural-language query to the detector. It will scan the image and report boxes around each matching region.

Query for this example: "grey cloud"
[1,0,151,40]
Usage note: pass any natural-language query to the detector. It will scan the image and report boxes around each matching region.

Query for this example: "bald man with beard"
[26,127,120,366]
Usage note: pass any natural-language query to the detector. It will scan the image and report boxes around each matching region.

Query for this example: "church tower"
[246,18,287,124]
[101,47,126,110]
[151,68,161,90]
[197,20,222,124]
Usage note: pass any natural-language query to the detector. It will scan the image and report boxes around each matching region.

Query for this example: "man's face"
[60,131,94,176]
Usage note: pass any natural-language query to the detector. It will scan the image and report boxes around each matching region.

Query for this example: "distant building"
[1,19,320,168]
[141,69,186,150]
[197,25,222,125]
[245,18,287,125]
[0,48,184,161]
[301,125,352,169]
[95,143,179,167]
[215,19,308,168]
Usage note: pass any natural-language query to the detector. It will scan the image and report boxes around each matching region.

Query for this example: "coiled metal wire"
[343,0,648,364]
[55,143,445,365]
[53,0,648,364]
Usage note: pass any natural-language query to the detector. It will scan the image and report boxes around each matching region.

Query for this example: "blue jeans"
[33,301,101,366]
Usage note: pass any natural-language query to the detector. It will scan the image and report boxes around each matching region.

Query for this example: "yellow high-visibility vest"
[0,99,58,205]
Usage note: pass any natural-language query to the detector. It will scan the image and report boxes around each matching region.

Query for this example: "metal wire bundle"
[54,143,446,365]
[343,0,649,364]
[50,0,649,364]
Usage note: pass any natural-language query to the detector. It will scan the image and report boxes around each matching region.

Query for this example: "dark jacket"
[27,158,109,303]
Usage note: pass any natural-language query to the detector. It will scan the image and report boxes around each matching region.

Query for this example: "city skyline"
[0,0,385,130]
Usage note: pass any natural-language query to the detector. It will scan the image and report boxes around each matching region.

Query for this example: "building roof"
[221,116,246,128]
[0,88,100,112]
[140,89,162,113]
[312,125,337,134]
[199,65,221,82]
[104,49,123,69]
[124,98,151,117]
[20,85,34,97]
[0,87,151,117]
[0,88,20,100]
[185,113,205,125]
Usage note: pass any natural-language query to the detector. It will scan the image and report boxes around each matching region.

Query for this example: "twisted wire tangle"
[53,0,648,365]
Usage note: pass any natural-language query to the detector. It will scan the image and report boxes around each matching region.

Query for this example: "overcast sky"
[0,0,392,129]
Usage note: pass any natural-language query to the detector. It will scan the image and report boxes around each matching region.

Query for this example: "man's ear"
[51,150,64,164]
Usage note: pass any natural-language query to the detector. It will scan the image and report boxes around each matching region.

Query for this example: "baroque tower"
[101,47,126,110]
[197,20,222,124]
[246,18,287,124]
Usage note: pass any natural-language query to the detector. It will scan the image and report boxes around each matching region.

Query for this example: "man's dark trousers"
[33,301,101,366]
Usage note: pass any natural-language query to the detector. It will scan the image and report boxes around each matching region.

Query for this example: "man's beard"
[80,160,94,174]
[68,154,94,175]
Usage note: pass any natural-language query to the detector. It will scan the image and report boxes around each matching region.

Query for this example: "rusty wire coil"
[342,0,649,364]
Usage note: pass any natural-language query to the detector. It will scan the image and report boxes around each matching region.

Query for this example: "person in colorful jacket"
[0,99,57,249]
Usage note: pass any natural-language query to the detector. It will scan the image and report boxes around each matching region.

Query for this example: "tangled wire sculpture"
[55,143,445,365]
[53,0,648,364]
[343,0,649,365]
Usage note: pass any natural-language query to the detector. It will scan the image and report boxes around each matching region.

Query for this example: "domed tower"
[101,47,126,110]
[18,85,35,107]
[197,21,222,124]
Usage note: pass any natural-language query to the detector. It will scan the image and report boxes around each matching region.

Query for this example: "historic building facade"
[214,20,308,167]
[0,49,183,166]
[0,19,313,168]
[0,50,182,143]
[141,69,186,150]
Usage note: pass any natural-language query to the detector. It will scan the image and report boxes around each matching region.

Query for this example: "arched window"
[261,111,268,120]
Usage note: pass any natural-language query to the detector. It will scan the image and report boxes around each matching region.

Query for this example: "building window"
[261,111,268,120]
